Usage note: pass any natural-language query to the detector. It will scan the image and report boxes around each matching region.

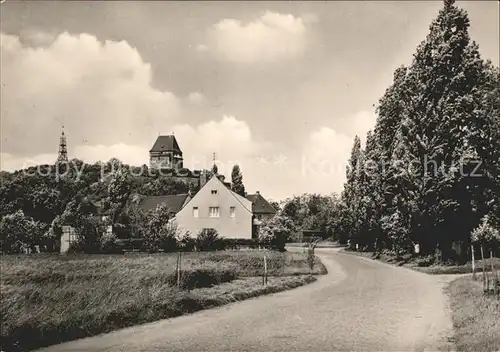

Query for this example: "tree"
[340,0,500,260]
[140,204,179,252]
[231,165,246,196]
[471,215,500,250]
[339,136,365,247]
[258,214,295,251]
[0,210,46,254]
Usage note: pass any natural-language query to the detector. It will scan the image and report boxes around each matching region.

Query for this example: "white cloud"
[206,11,310,63]
[1,31,181,157]
[172,115,272,173]
[186,91,205,105]
[74,144,149,166]
[1,153,58,171]
[195,44,208,52]
[300,127,354,194]
[345,110,377,146]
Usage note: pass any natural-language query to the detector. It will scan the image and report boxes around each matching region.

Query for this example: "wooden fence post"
[480,245,487,292]
[263,254,268,286]
[490,250,498,296]
[177,251,182,288]
[471,244,476,280]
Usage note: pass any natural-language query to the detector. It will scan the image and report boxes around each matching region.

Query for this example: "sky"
[1,0,498,201]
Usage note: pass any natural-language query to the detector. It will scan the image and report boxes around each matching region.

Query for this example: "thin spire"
[56,125,68,163]
[211,152,218,175]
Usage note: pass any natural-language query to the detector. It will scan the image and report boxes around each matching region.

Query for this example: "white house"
[174,175,255,239]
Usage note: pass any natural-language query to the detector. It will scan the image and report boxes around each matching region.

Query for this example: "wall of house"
[174,177,253,239]
[60,226,76,253]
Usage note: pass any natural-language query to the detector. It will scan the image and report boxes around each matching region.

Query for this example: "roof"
[138,194,191,213]
[149,135,182,154]
[204,175,253,214]
[246,193,277,215]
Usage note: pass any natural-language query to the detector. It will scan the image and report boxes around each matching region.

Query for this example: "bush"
[415,255,435,267]
[258,215,293,252]
[99,232,124,254]
[0,210,46,254]
[141,204,180,253]
[178,232,196,252]
[196,229,222,251]
[471,215,500,249]
[220,238,260,249]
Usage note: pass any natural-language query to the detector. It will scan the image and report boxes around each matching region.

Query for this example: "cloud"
[74,144,149,166]
[300,127,354,194]
[186,91,205,105]
[172,115,272,173]
[205,11,310,63]
[195,44,208,52]
[1,153,58,171]
[294,110,377,194]
[1,31,181,158]
[344,110,377,146]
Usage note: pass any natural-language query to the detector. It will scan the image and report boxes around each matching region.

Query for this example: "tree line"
[338,0,500,260]
[0,159,198,253]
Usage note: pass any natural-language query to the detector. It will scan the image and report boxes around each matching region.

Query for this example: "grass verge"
[341,248,500,275]
[447,275,500,351]
[1,275,316,352]
[1,251,324,351]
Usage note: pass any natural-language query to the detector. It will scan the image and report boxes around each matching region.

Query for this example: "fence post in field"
[263,254,268,286]
[490,250,498,296]
[480,245,487,292]
[176,251,182,289]
[471,244,476,280]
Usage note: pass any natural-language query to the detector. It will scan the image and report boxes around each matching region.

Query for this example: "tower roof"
[150,135,182,154]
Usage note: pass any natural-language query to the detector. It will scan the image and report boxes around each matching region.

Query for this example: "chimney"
[256,191,260,195]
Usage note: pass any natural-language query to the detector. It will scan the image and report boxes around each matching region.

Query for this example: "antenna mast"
[56,125,69,163]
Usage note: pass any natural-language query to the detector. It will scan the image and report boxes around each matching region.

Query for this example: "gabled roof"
[138,194,191,213]
[246,193,277,215]
[203,175,253,213]
[150,135,182,154]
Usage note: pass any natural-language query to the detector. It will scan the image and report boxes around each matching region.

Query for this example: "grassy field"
[0,250,326,351]
[342,248,500,275]
[447,275,500,351]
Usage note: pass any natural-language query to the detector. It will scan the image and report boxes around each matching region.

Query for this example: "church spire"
[56,125,68,163]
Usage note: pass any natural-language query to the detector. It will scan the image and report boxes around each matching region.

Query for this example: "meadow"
[0,250,326,351]
[448,275,500,352]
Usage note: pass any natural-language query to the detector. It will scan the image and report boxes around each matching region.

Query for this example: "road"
[39,248,456,351]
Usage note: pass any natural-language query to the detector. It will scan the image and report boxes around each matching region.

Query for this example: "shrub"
[178,232,196,252]
[471,215,500,249]
[258,215,293,252]
[0,210,46,254]
[196,229,222,251]
[99,232,124,254]
[415,254,435,267]
[69,215,107,254]
[221,238,260,249]
[141,204,180,253]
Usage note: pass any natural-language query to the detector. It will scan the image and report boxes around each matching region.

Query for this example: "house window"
[193,207,199,218]
[229,206,236,218]
[211,190,217,195]
[209,206,220,218]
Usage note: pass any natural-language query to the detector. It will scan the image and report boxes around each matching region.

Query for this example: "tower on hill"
[56,126,68,163]
[149,134,184,169]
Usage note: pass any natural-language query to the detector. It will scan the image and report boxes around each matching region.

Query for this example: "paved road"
[39,249,455,351]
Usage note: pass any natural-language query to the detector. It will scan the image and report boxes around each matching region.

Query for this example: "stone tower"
[149,134,184,169]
